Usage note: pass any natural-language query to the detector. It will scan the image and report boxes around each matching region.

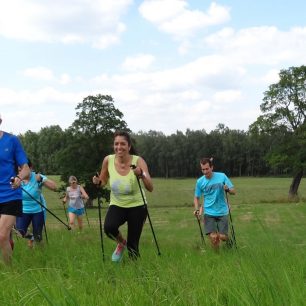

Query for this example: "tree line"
[19,66,306,200]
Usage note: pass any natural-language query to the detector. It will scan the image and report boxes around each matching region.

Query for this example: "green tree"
[250,65,306,199]
[57,94,130,205]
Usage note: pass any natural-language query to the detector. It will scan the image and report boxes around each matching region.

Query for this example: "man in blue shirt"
[0,114,30,264]
[194,157,235,250]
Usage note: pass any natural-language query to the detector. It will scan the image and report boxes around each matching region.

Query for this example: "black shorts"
[0,200,23,216]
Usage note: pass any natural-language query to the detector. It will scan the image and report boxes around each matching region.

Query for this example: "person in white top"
[62,176,89,231]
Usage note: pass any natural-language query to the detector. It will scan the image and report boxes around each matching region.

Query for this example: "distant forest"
[19,65,306,199]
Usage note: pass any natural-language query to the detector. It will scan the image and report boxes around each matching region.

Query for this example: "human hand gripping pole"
[11,177,71,230]
[130,165,161,256]
[94,172,105,262]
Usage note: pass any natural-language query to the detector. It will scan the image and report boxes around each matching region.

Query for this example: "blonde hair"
[68,175,77,183]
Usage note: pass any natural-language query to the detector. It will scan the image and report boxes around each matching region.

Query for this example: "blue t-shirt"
[0,132,28,204]
[21,171,47,214]
[194,172,234,216]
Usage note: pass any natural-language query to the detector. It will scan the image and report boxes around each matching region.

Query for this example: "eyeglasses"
[70,181,77,184]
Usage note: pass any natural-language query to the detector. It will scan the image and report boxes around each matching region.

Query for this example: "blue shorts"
[68,207,84,216]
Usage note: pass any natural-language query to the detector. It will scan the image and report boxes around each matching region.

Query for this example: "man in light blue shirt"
[194,157,235,250]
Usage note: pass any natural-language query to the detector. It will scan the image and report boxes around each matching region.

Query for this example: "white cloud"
[22,67,54,81]
[0,0,133,48]
[122,54,155,71]
[213,90,242,104]
[205,26,306,65]
[139,1,230,39]
[261,69,280,85]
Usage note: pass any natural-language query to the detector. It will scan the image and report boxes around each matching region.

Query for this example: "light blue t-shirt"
[21,171,47,214]
[194,172,234,216]
[0,132,28,204]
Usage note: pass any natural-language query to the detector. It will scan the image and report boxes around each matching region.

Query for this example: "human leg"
[68,212,76,229]
[16,213,32,237]
[217,215,229,242]
[31,211,45,242]
[204,214,221,249]
[126,205,147,259]
[104,205,127,241]
[0,214,17,264]
[104,205,128,262]
[76,215,83,231]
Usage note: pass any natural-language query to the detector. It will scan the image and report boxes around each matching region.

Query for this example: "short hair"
[200,157,213,167]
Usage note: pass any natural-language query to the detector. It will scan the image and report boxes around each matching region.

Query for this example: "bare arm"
[134,157,153,192]
[93,156,109,186]
[11,163,30,189]
[193,196,202,217]
[224,184,236,195]
[37,174,57,191]
[80,186,89,200]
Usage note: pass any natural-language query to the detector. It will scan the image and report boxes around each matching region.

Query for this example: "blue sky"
[1,0,306,135]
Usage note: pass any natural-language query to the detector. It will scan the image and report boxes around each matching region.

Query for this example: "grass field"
[1,177,306,305]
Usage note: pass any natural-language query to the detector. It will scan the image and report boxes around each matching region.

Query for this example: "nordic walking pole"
[41,206,49,244]
[195,212,206,246]
[95,173,105,262]
[13,180,72,230]
[225,189,237,249]
[84,201,90,227]
[60,197,69,223]
[61,200,69,223]
[43,218,49,244]
[130,165,161,256]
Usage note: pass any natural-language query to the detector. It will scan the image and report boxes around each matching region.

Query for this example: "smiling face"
[200,162,213,179]
[114,135,131,157]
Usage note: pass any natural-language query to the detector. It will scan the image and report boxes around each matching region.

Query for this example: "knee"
[219,234,227,241]
[104,223,118,239]
[0,232,8,245]
[209,232,220,245]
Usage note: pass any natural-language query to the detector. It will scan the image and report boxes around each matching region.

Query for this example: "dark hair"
[200,157,213,167]
[113,130,137,155]
[27,158,32,168]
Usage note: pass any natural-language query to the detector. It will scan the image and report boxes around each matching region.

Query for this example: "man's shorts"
[204,214,228,235]
[68,206,85,216]
[0,200,22,216]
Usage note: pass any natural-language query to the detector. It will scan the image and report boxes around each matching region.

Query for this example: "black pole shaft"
[196,216,206,246]
[62,202,69,223]
[21,187,71,230]
[43,218,49,244]
[97,193,105,261]
[225,191,237,249]
[135,176,161,256]
[84,204,90,227]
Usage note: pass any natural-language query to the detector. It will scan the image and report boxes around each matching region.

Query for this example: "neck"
[115,155,131,169]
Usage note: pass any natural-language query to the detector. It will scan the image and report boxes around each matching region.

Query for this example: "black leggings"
[104,205,147,258]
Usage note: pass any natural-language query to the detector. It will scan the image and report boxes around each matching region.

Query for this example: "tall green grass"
[1,177,306,305]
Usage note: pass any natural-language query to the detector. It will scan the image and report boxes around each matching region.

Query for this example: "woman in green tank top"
[93,131,153,262]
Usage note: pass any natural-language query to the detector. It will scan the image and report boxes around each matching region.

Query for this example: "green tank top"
[108,154,146,207]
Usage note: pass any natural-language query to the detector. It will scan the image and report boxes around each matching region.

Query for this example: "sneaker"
[112,241,126,262]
